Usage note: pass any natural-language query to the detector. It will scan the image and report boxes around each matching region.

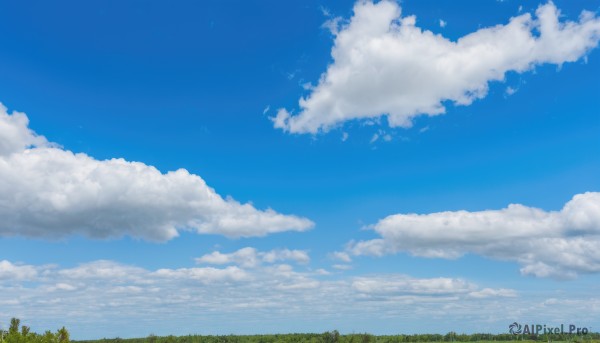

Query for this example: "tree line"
[3,319,598,343]
[74,330,600,343]
[0,318,69,343]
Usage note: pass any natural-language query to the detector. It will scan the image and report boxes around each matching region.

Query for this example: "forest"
[0,318,69,343]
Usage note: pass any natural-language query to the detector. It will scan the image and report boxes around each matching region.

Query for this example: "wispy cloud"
[0,257,525,338]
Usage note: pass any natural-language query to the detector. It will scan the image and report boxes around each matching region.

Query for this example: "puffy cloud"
[0,104,313,241]
[348,192,600,279]
[195,247,310,268]
[0,104,48,155]
[0,260,38,281]
[196,247,261,268]
[273,1,600,134]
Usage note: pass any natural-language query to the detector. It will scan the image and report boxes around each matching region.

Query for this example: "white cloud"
[196,247,310,268]
[57,260,147,280]
[0,104,313,241]
[196,247,261,268]
[439,19,447,28]
[348,192,600,278]
[0,260,38,281]
[314,268,330,275]
[0,258,524,338]
[51,283,77,292]
[352,276,476,296]
[330,251,352,263]
[505,86,518,96]
[262,249,310,264]
[468,288,517,299]
[332,264,353,270]
[153,266,248,284]
[273,1,600,134]
[0,105,49,155]
[320,5,331,18]
[323,17,343,36]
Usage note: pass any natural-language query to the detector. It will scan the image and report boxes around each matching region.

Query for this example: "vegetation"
[3,319,599,343]
[0,318,70,343]
[74,331,600,343]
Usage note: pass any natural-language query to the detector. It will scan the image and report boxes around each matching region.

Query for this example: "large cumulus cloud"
[0,104,313,241]
[274,1,600,133]
[348,192,600,279]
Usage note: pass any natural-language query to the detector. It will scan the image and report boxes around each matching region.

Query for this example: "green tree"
[57,327,69,343]
[8,319,19,336]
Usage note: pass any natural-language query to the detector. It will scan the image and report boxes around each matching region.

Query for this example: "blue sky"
[0,0,599,339]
